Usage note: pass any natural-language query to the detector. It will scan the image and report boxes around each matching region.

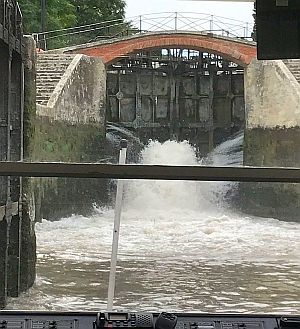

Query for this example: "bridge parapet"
[33,12,254,51]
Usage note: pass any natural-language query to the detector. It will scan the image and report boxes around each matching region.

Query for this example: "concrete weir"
[242,59,300,221]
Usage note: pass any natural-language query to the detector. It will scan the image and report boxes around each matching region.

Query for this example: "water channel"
[7,134,300,313]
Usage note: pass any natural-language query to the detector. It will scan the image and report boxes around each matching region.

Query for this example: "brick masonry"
[64,32,257,67]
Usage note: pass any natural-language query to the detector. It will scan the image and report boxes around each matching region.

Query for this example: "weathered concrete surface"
[37,54,106,126]
[241,58,300,221]
[245,59,300,129]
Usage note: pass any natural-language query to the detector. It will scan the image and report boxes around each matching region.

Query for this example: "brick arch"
[67,32,257,67]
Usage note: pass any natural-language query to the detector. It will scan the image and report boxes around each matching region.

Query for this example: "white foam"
[36,139,300,265]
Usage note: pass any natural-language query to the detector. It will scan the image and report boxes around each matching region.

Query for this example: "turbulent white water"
[7,136,300,313]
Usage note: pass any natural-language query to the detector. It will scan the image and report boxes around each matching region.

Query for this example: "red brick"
[68,32,257,67]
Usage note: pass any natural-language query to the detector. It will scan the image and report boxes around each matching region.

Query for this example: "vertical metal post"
[117,71,121,122]
[208,67,214,151]
[135,72,142,131]
[175,12,178,31]
[40,0,46,49]
[107,139,127,311]
[210,15,214,31]
[169,67,176,139]
[245,22,249,38]
[139,15,142,33]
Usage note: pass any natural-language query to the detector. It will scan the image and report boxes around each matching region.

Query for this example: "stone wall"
[33,53,109,221]
[241,58,300,221]
[31,117,112,221]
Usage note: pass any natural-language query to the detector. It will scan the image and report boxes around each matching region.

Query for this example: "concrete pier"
[242,59,300,221]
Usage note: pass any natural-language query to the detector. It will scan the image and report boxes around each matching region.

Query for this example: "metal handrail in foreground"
[0,162,300,183]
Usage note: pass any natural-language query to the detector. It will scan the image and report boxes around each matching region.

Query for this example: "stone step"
[37,57,73,61]
[37,71,63,75]
[37,72,65,77]
[37,53,75,57]
[36,74,63,80]
[36,98,53,103]
[37,63,72,68]
[36,95,52,101]
[36,53,75,105]
[37,61,73,66]
[283,59,300,84]
[37,60,72,64]
[37,90,56,96]
[37,56,74,60]
[36,100,49,106]
[36,88,56,93]
[36,82,58,88]
[37,66,68,70]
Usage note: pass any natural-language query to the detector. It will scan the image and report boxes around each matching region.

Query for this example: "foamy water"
[7,137,300,313]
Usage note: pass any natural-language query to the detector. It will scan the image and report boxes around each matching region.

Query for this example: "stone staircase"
[283,59,300,84]
[36,53,75,106]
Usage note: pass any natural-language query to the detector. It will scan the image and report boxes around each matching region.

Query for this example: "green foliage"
[18,0,77,34]
[72,0,126,26]
[18,0,40,34]
[18,0,127,47]
[69,0,127,43]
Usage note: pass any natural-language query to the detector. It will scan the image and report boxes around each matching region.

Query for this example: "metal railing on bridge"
[33,12,254,51]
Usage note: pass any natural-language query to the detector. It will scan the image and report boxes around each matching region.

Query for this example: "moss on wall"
[31,116,111,221]
[31,117,106,162]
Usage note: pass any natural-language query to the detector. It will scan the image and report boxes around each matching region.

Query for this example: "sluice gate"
[107,49,245,152]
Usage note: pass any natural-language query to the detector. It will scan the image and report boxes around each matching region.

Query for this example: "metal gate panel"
[155,97,169,119]
[141,96,153,122]
[233,96,245,122]
[182,77,195,95]
[120,74,136,95]
[198,98,210,123]
[154,76,169,96]
[140,75,152,95]
[213,97,232,127]
[120,98,135,122]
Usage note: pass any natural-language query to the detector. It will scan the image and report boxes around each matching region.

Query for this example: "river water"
[7,137,300,313]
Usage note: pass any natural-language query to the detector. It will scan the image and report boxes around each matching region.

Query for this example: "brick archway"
[67,32,257,67]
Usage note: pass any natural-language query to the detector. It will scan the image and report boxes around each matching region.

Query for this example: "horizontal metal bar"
[1,162,300,183]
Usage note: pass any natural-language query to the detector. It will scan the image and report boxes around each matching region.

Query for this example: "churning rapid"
[7,134,300,313]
